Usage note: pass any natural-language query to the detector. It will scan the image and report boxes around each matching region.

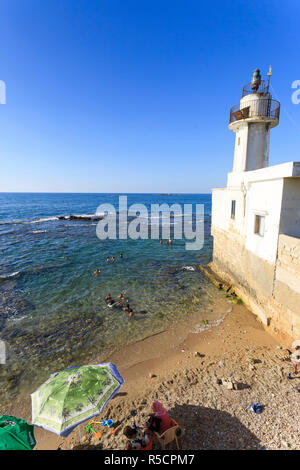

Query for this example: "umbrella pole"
[78,424,82,444]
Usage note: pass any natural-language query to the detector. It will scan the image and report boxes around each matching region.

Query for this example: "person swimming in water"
[106,257,110,263]
[129,309,134,317]
[111,256,116,262]
[105,294,112,303]
[119,253,123,259]
[94,269,101,276]
[123,302,130,312]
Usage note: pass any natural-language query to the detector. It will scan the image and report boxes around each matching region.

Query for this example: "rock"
[91,435,100,446]
[194,352,202,357]
[221,378,236,390]
[247,356,256,364]
[278,349,290,360]
[149,373,156,378]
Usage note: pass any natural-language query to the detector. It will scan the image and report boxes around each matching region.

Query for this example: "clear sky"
[1,0,300,193]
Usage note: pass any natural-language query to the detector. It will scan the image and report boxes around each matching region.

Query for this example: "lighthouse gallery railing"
[229,98,280,124]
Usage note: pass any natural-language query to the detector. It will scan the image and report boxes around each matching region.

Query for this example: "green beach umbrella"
[0,415,36,450]
[31,363,124,437]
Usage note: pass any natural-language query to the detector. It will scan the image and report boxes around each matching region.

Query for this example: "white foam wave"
[25,217,58,224]
[0,271,20,280]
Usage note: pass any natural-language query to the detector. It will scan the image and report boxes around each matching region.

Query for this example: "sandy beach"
[1,287,299,451]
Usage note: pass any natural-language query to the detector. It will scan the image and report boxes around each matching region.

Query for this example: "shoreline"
[2,286,299,450]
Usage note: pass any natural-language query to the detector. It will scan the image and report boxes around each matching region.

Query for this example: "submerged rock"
[58,215,104,221]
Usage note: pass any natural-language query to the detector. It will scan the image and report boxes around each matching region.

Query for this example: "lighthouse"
[208,67,300,341]
[229,68,280,172]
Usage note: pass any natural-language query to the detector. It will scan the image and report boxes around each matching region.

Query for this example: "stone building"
[210,68,300,342]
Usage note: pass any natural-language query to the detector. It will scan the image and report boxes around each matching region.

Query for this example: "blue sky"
[0,0,300,193]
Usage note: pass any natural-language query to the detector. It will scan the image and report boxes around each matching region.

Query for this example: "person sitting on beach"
[291,340,300,374]
[146,401,172,436]
[123,426,152,450]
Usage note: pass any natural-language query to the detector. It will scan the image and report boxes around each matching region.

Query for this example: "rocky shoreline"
[2,297,298,450]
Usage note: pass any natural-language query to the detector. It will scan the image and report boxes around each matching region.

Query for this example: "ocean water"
[0,193,220,403]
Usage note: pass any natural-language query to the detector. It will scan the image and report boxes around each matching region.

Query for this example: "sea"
[0,193,221,403]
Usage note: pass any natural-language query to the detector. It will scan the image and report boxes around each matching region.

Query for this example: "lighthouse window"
[254,215,265,237]
[231,200,236,219]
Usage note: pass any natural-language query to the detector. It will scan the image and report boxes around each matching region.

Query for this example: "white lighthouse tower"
[229,67,280,172]
[209,67,300,341]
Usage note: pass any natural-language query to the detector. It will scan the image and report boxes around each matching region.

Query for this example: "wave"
[31,230,48,234]
[0,216,58,226]
[0,271,20,280]
[182,266,196,271]
[27,217,58,224]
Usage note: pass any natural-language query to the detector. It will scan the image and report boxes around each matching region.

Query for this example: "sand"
[1,293,299,450]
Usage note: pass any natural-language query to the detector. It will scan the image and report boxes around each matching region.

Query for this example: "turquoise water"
[0,193,218,403]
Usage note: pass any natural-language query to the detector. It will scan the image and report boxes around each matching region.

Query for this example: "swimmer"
[111,256,116,262]
[169,239,173,245]
[105,294,112,303]
[129,310,134,318]
[106,257,110,263]
[64,256,69,261]
[118,293,125,300]
[94,269,101,276]
[123,303,130,312]
[119,253,123,259]
[160,240,163,245]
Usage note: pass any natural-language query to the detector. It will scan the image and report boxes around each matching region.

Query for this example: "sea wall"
[210,228,300,344]
[271,234,300,339]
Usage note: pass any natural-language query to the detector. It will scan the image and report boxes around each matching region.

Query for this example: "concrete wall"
[233,123,248,172]
[246,122,270,170]
[213,178,283,264]
[211,227,300,343]
[271,234,300,338]
[245,178,283,263]
[211,162,300,342]
[280,178,300,238]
